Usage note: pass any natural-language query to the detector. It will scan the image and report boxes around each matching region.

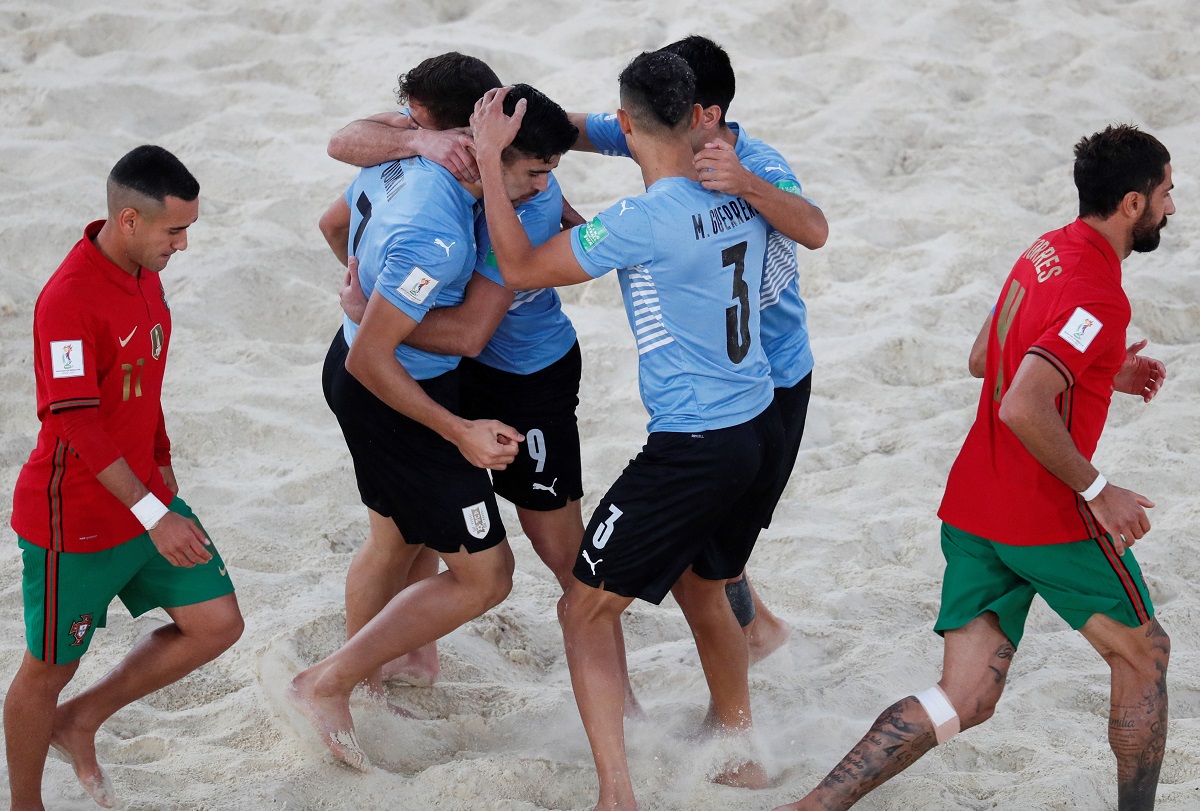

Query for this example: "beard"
[1131,209,1168,253]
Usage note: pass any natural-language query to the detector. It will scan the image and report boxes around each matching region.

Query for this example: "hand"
[1088,483,1154,555]
[470,87,525,165]
[148,511,213,567]
[694,140,755,195]
[453,419,524,470]
[340,256,368,325]
[159,465,179,495]
[418,127,479,183]
[1113,339,1166,403]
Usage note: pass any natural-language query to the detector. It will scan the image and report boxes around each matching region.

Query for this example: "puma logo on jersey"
[764,164,786,174]
[532,478,558,496]
[582,550,603,576]
[119,327,137,347]
[618,200,635,216]
[434,238,456,257]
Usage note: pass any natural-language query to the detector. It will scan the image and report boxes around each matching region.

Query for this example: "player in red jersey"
[5,146,243,810]
[777,125,1174,811]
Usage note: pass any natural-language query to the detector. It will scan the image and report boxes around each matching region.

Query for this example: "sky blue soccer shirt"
[587,114,816,388]
[473,173,578,374]
[342,157,477,380]
[568,176,774,433]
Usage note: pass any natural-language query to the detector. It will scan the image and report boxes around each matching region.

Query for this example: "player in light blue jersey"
[473,52,782,810]
[290,62,577,772]
[326,68,610,698]
[572,34,829,667]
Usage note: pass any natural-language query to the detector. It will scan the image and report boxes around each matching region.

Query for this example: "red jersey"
[939,219,1129,546]
[11,221,175,552]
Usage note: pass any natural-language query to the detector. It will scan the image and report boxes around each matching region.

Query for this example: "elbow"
[968,354,986,379]
[997,396,1028,433]
[802,218,830,250]
[344,341,371,384]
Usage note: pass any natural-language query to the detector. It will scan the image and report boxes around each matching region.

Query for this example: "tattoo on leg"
[1112,620,1169,811]
[812,697,937,809]
[989,642,1015,685]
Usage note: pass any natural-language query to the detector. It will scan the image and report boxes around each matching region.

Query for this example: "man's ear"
[117,206,139,235]
[699,103,721,129]
[616,108,632,136]
[1119,189,1146,220]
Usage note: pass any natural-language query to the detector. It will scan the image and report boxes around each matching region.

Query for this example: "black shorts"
[459,342,584,511]
[572,403,784,604]
[760,372,812,528]
[322,329,505,554]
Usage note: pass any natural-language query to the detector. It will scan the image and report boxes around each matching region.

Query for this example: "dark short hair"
[661,35,735,125]
[109,145,198,203]
[1074,125,1170,218]
[502,84,578,163]
[618,51,696,132]
[396,52,502,129]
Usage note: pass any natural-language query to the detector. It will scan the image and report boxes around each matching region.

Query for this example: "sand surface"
[2,0,1199,808]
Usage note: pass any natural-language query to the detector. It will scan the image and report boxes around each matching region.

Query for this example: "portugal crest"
[68,613,94,646]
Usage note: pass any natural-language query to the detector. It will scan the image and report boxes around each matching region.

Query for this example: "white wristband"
[1079,473,1107,502]
[131,493,170,531]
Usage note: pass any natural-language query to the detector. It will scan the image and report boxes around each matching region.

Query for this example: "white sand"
[2,0,1199,808]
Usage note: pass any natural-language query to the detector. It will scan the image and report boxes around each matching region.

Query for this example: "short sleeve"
[1028,280,1128,387]
[374,231,472,322]
[586,113,632,158]
[36,287,102,414]
[568,197,653,279]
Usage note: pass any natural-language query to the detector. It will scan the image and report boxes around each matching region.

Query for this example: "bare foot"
[746,614,791,665]
[714,758,770,790]
[624,688,647,722]
[288,671,370,772]
[50,709,115,809]
[381,642,439,687]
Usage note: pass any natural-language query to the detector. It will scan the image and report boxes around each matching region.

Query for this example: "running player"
[5,145,243,810]
[572,35,828,662]
[473,52,780,810]
[290,77,578,772]
[775,124,1173,811]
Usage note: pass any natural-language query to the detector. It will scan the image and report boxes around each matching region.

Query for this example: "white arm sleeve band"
[914,685,961,744]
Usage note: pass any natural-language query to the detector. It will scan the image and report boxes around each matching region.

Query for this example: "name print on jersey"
[1023,238,1063,283]
[691,197,760,240]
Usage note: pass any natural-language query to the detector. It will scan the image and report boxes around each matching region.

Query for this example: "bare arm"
[568,112,598,153]
[345,290,521,468]
[328,111,478,181]
[405,271,513,357]
[473,90,594,290]
[319,196,351,266]
[999,354,1153,552]
[694,140,829,249]
[95,458,211,567]
[968,313,992,378]
[561,195,587,229]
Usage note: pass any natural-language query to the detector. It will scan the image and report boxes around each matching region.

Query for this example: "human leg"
[1080,615,1169,810]
[291,539,515,769]
[50,593,243,797]
[379,544,442,686]
[672,568,767,788]
[725,570,792,664]
[775,612,1015,811]
[559,581,638,811]
[5,654,80,811]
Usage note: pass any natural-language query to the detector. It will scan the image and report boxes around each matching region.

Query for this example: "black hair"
[396,52,502,129]
[618,51,696,132]
[661,35,735,124]
[108,145,198,203]
[502,84,578,163]
[1074,124,1170,218]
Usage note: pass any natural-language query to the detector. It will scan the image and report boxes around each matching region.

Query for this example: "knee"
[930,681,1002,734]
[1106,626,1170,685]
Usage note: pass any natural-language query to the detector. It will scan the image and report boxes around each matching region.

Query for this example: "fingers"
[1126,339,1148,355]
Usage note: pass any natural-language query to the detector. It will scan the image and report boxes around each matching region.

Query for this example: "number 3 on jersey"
[724,241,751,363]
[591,505,623,550]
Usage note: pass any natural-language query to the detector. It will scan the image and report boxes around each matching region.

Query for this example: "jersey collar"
[1068,217,1122,281]
[82,220,145,295]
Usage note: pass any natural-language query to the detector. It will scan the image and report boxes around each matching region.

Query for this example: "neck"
[93,221,140,275]
[1081,214,1132,260]
[635,133,699,188]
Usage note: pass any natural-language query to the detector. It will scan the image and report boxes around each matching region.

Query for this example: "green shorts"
[20,496,235,665]
[934,522,1153,649]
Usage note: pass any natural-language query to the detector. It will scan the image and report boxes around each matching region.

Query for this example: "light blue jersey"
[342,157,477,380]
[569,177,773,433]
[473,174,578,374]
[586,113,817,387]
